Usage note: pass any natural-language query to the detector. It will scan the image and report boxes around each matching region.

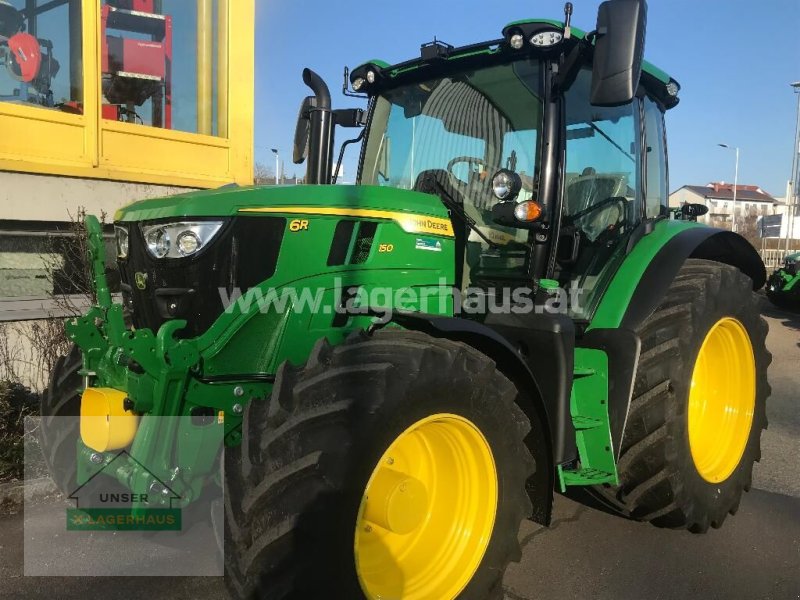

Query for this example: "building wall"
[0,172,192,223]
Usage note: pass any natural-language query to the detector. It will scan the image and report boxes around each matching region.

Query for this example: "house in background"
[669,182,783,228]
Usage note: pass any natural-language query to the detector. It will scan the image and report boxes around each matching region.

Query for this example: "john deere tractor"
[767,250,800,309]
[41,1,771,598]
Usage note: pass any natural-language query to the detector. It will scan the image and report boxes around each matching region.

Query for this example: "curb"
[0,477,59,512]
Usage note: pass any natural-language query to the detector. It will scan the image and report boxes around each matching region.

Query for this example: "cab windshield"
[360,59,544,284]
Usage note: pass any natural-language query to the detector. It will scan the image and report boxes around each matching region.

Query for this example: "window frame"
[641,94,669,219]
[0,0,253,188]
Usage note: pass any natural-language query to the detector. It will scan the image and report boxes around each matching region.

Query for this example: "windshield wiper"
[431,180,501,250]
[588,122,635,163]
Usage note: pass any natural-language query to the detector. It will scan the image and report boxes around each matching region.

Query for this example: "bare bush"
[0,207,105,393]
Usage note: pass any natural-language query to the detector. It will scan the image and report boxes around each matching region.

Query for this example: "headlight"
[141,221,224,259]
[115,225,129,259]
[491,169,522,201]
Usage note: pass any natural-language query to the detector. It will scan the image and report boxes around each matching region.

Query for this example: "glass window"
[560,67,641,318]
[360,60,544,285]
[643,96,667,218]
[101,0,224,135]
[0,0,82,112]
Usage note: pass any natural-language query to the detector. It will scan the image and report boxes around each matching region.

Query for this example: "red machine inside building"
[102,0,172,128]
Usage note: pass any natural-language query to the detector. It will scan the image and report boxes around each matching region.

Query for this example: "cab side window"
[643,97,668,219]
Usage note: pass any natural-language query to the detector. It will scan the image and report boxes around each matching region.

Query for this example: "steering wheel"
[446,156,490,189]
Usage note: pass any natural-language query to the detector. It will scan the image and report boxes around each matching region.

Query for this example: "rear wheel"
[594,259,770,532]
[224,330,535,599]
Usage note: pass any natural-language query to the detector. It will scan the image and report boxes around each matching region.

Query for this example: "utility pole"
[271,148,280,185]
[785,82,800,253]
[718,143,740,232]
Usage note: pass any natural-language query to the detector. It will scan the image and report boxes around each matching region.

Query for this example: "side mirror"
[292,96,316,164]
[590,0,647,107]
[679,203,709,221]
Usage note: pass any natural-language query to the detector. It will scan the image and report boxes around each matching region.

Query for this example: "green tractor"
[41,1,771,598]
[766,251,800,309]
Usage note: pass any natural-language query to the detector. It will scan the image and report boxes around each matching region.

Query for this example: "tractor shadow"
[560,487,631,520]
[761,302,800,349]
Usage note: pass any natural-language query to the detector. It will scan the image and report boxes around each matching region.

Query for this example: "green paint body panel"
[784,272,800,292]
[72,189,457,504]
[115,184,449,222]
[588,220,703,331]
[775,253,800,292]
[558,348,618,490]
[74,198,714,495]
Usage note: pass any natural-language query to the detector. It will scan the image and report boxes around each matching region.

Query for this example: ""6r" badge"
[289,219,309,232]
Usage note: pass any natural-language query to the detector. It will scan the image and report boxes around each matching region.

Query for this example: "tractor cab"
[295,0,679,320]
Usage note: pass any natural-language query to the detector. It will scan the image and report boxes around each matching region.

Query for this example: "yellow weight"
[80,388,139,452]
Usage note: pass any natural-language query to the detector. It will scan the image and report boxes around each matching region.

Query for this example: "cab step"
[557,348,618,491]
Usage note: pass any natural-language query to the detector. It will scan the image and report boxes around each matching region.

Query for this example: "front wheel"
[224,330,536,599]
[40,345,82,495]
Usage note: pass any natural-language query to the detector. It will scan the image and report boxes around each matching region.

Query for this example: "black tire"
[593,259,771,532]
[224,329,535,599]
[40,344,82,494]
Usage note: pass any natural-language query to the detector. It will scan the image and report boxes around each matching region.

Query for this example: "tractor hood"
[114,184,449,223]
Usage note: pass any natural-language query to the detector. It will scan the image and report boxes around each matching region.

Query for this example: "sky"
[255,0,800,198]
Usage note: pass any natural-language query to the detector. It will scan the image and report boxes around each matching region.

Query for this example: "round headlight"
[176,231,201,256]
[115,226,129,259]
[510,33,525,50]
[352,77,365,91]
[492,169,522,201]
[666,81,679,97]
[146,227,170,259]
[366,70,376,84]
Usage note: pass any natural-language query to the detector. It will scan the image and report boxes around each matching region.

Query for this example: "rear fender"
[591,224,766,333]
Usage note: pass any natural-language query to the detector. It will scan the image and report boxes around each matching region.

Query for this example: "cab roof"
[353,18,680,109]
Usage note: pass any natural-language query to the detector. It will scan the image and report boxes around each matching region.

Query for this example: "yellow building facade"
[0,0,254,193]
[0,0,254,310]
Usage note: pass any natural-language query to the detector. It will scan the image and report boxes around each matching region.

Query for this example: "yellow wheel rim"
[354,414,498,600]
[688,317,756,484]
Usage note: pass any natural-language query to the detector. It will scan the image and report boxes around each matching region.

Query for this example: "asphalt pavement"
[1,305,798,600]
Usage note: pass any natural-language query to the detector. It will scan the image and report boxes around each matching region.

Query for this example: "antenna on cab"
[564,2,573,39]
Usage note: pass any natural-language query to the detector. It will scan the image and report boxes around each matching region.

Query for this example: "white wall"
[0,172,194,222]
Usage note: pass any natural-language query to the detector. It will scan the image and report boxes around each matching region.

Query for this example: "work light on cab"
[531,30,563,47]
[492,169,522,201]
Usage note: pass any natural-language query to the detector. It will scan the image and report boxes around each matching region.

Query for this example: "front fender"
[390,311,558,526]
